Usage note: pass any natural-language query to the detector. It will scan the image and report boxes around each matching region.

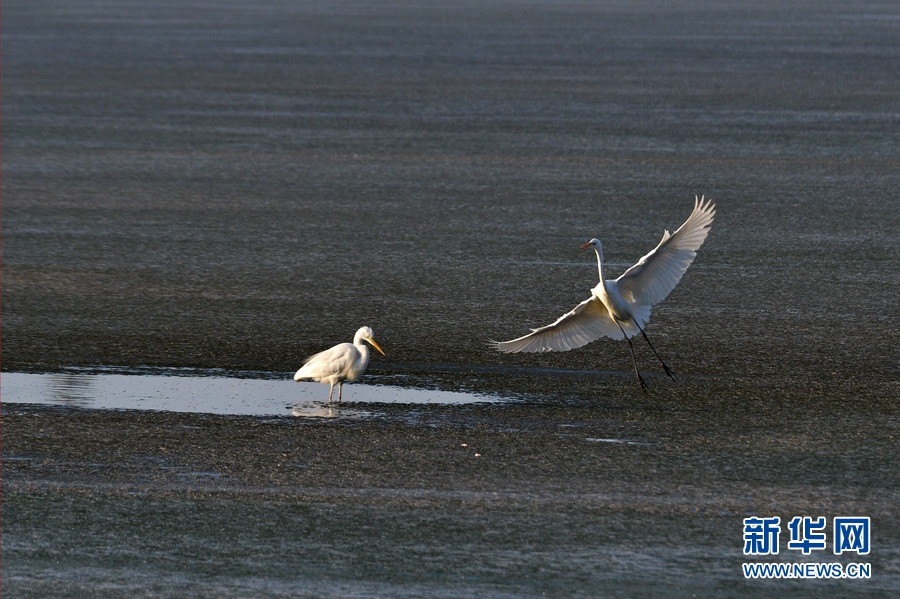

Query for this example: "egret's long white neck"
[353,333,369,355]
[593,246,605,281]
[356,343,370,363]
[353,331,370,363]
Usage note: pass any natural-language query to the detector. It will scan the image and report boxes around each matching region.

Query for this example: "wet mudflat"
[5,383,900,598]
[3,0,900,596]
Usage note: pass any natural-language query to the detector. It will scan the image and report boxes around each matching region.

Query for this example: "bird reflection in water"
[290,401,371,419]
[47,373,96,407]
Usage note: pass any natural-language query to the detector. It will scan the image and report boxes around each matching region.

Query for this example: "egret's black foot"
[663,363,676,381]
[637,373,649,394]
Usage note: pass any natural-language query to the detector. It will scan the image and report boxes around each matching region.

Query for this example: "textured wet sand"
[5,389,900,597]
[3,0,900,596]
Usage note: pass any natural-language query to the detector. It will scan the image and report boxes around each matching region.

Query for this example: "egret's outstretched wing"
[616,195,715,306]
[295,343,357,380]
[493,296,622,353]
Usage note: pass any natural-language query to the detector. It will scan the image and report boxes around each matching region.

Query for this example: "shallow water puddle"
[1,372,499,417]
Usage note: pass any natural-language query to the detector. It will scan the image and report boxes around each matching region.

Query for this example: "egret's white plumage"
[494,196,715,391]
[294,326,385,402]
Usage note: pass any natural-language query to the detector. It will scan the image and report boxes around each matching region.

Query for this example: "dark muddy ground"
[3,0,899,596]
[5,392,900,598]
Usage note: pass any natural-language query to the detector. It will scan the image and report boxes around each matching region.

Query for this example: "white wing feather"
[494,296,622,353]
[294,343,357,380]
[616,195,715,306]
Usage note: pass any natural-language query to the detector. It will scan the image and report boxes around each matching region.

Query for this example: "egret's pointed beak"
[366,337,386,356]
[580,241,593,249]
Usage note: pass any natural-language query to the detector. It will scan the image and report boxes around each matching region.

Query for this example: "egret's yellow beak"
[580,241,593,249]
[366,337,385,356]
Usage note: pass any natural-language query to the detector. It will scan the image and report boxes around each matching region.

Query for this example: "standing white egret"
[294,326,385,402]
[494,196,715,392]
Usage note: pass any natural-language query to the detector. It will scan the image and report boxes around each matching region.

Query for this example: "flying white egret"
[494,196,715,392]
[294,326,385,402]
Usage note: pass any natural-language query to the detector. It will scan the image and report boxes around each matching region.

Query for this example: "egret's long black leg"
[617,323,648,393]
[631,318,676,380]
[338,382,343,403]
